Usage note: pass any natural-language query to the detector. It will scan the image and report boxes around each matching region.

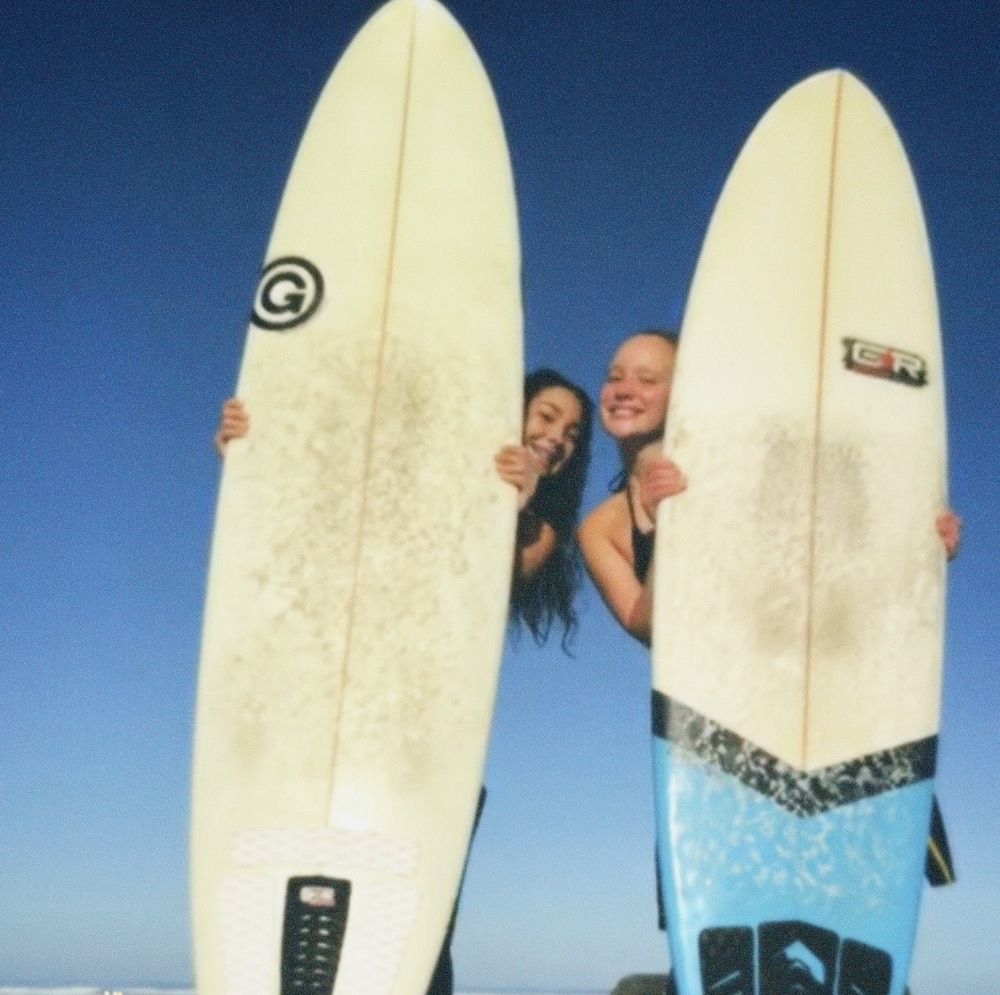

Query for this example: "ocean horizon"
[0,988,609,995]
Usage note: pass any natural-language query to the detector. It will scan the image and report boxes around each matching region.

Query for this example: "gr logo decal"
[252,257,324,331]
[842,337,928,387]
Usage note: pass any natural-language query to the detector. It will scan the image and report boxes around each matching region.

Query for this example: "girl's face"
[524,385,584,477]
[600,334,676,441]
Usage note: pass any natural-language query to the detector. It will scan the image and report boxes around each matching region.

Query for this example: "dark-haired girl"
[217,368,593,647]
[215,371,592,995]
[494,367,593,649]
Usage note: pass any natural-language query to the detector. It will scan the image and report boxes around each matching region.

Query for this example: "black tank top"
[626,485,655,584]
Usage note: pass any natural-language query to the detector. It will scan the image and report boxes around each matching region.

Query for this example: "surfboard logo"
[842,337,928,387]
[252,256,324,330]
[281,877,351,995]
[299,884,337,908]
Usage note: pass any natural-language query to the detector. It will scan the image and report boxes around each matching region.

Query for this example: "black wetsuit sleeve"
[925,794,956,886]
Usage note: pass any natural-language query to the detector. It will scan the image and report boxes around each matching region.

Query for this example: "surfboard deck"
[652,70,947,995]
[190,3,522,995]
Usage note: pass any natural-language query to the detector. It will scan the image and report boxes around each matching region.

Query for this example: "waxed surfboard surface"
[190,3,522,995]
[651,70,947,995]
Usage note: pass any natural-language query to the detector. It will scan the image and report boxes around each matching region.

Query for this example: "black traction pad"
[280,876,352,995]
[699,926,754,995]
[698,921,896,995]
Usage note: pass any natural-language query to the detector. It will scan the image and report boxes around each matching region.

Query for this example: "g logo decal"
[252,257,324,331]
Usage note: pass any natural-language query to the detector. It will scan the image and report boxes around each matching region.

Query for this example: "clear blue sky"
[1,0,997,992]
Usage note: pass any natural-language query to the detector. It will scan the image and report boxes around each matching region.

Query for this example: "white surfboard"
[190,3,522,995]
[652,70,947,995]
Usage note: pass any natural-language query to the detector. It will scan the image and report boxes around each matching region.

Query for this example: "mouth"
[605,404,644,421]
[528,440,560,470]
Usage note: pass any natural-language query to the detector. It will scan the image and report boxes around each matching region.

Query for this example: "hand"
[214,398,249,457]
[936,508,962,561]
[494,444,545,511]
[638,455,686,519]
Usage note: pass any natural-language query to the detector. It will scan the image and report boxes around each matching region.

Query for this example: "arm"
[516,510,557,579]
[578,501,654,646]
[214,398,249,457]
[577,456,687,647]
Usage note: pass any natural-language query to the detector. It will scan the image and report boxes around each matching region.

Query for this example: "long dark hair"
[509,368,593,650]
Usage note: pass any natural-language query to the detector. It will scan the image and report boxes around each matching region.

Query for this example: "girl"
[215,370,592,995]
[578,329,962,645]
[216,367,593,647]
[577,329,685,646]
[495,367,593,647]
[578,328,961,972]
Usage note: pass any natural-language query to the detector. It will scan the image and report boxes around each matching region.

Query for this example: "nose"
[611,377,634,398]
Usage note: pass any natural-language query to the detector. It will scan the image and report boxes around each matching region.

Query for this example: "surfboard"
[190,3,522,995]
[651,70,947,995]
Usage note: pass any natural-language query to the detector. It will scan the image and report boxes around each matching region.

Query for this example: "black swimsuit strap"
[626,483,655,585]
[625,480,639,528]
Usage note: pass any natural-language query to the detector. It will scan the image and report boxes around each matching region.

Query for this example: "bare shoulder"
[579,492,630,549]
[577,490,647,639]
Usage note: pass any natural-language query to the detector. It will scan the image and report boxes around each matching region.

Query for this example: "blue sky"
[1,0,997,992]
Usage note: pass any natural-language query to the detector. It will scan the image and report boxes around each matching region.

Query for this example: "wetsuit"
[626,486,670,941]
[630,485,947,995]
[425,788,487,995]
[628,487,955,886]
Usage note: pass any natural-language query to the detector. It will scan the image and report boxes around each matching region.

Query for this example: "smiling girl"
[579,328,962,648]
[579,328,961,971]
[495,368,593,647]
[577,330,685,646]
[216,366,593,648]
[214,367,592,995]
